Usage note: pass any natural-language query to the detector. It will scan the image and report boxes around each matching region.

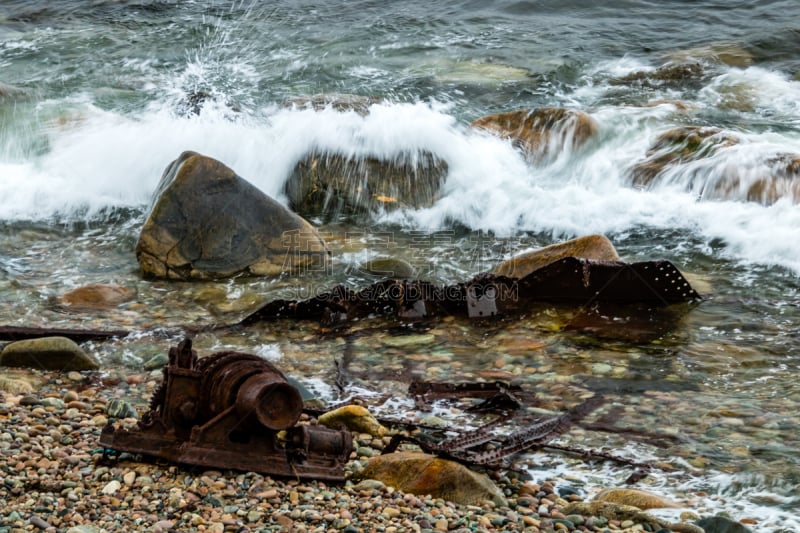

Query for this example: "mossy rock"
[471,107,598,162]
[0,337,99,371]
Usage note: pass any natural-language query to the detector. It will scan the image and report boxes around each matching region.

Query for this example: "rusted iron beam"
[0,325,131,342]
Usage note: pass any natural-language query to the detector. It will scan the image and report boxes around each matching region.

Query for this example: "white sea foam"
[0,98,798,273]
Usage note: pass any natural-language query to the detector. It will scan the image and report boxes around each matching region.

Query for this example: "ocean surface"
[1,1,799,530]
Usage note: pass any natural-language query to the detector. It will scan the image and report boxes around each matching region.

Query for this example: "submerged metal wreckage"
[240,258,701,326]
[99,339,353,481]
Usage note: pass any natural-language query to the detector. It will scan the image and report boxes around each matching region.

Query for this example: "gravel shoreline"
[1,368,706,533]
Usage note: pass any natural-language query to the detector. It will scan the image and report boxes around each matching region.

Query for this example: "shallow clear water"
[2,1,800,530]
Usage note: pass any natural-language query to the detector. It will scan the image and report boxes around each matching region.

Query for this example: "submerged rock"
[355,451,507,506]
[358,257,416,279]
[0,81,28,101]
[57,284,136,311]
[631,126,800,204]
[136,151,328,280]
[492,235,620,279]
[665,43,754,68]
[286,151,447,218]
[471,107,598,163]
[0,336,99,371]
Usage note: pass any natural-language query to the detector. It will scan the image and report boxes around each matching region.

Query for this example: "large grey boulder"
[136,151,328,280]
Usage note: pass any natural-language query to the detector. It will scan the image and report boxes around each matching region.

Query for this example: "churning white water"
[2,85,799,272]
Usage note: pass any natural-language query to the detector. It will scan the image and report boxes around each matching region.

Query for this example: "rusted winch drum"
[196,352,303,430]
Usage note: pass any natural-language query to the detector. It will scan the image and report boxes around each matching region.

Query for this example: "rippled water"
[2,1,800,530]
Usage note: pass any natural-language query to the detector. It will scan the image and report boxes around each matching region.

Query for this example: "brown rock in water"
[631,127,800,204]
[317,404,387,437]
[471,107,598,162]
[711,152,800,205]
[58,284,136,311]
[136,151,328,280]
[630,126,740,188]
[492,235,620,279]
[593,487,680,510]
[286,151,447,218]
[0,336,99,371]
[355,451,507,506]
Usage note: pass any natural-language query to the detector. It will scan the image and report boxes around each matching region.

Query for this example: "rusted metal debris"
[386,380,680,480]
[99,339,353,481]
[384,396,606,466]
[240,258,701,326]
[409,380,529,412]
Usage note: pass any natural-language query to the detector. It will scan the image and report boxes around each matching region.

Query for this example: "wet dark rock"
[471,107,598,163]
[177,90,240,117]
[0,336,99,371]
[286,150,447,218]
[611,62,708,89]
[136,151,328,280]
[630,126,800,205]
[695,516,754,533]
[492,234,619,279]
[284,93,384,115]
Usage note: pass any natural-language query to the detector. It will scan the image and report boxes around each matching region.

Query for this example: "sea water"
[1,1,799,530]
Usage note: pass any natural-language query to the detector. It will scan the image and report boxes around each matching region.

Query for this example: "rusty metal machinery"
[99,339,353,481]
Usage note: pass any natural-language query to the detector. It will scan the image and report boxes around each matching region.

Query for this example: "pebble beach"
[0,364,739,533]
